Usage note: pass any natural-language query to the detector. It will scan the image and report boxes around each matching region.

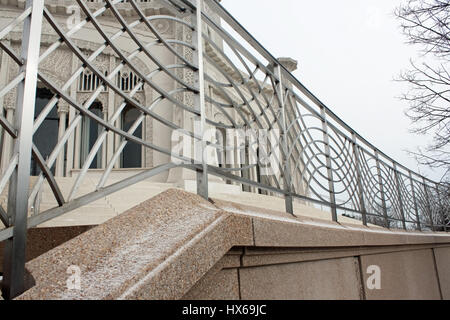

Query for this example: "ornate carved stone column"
[143,86,153,168]
[114,99,122,169]
[55,101,69,177]
[65,52,78,176]
[106,55,115,170]
[101,103,108,169]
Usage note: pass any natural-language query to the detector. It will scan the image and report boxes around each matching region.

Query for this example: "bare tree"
[395,0,450,181]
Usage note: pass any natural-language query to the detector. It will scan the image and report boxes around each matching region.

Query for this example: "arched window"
[80,101,103,169]
[121,104,142,168]
[78,69,108,92]
[117,70,143,92]
[31,87,59,176]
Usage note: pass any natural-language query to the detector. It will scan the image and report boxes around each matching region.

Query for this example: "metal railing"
[0,0,448,298]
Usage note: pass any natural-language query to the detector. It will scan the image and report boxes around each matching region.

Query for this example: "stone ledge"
[15,188,450,300]
[17,189,252,300]
[239,244,450,268]
[212,198,450,249]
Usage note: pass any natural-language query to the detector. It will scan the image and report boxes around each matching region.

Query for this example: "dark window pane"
[122,105,142,168]
[81,102,103,169]
[31,88,58,176]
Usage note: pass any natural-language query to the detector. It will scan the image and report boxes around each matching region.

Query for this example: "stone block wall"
[184,245,450,300]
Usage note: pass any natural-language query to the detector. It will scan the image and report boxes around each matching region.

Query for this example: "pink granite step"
[17,189,253,300]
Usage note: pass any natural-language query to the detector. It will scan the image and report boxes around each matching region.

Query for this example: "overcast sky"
[221,0,445,181]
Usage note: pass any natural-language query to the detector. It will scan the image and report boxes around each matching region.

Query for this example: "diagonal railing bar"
[0,113,17,138]
[105,0,197,91]
[37,73,194,163]
[31,144,65,207]
[0,0,447,299]
[0,7,32,40]
[27,7,205,203]
[0,204,9,228]
[1,0,44,299]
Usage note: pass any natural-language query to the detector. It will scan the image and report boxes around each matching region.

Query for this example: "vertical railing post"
[351,133,367,226]
[374,151,389,228]
[435,183,447,232]
[320,107,337,222]
[275,65,293,215]
[422,178,434,231]
[2,0,44,300]
[409,172,421,231]
[393,163,407,230]
[193,0,208,200]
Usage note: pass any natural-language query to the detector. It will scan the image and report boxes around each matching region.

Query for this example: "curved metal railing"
[0,0,448,298]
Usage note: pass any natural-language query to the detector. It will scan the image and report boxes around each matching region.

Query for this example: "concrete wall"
[184,245,450,300]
